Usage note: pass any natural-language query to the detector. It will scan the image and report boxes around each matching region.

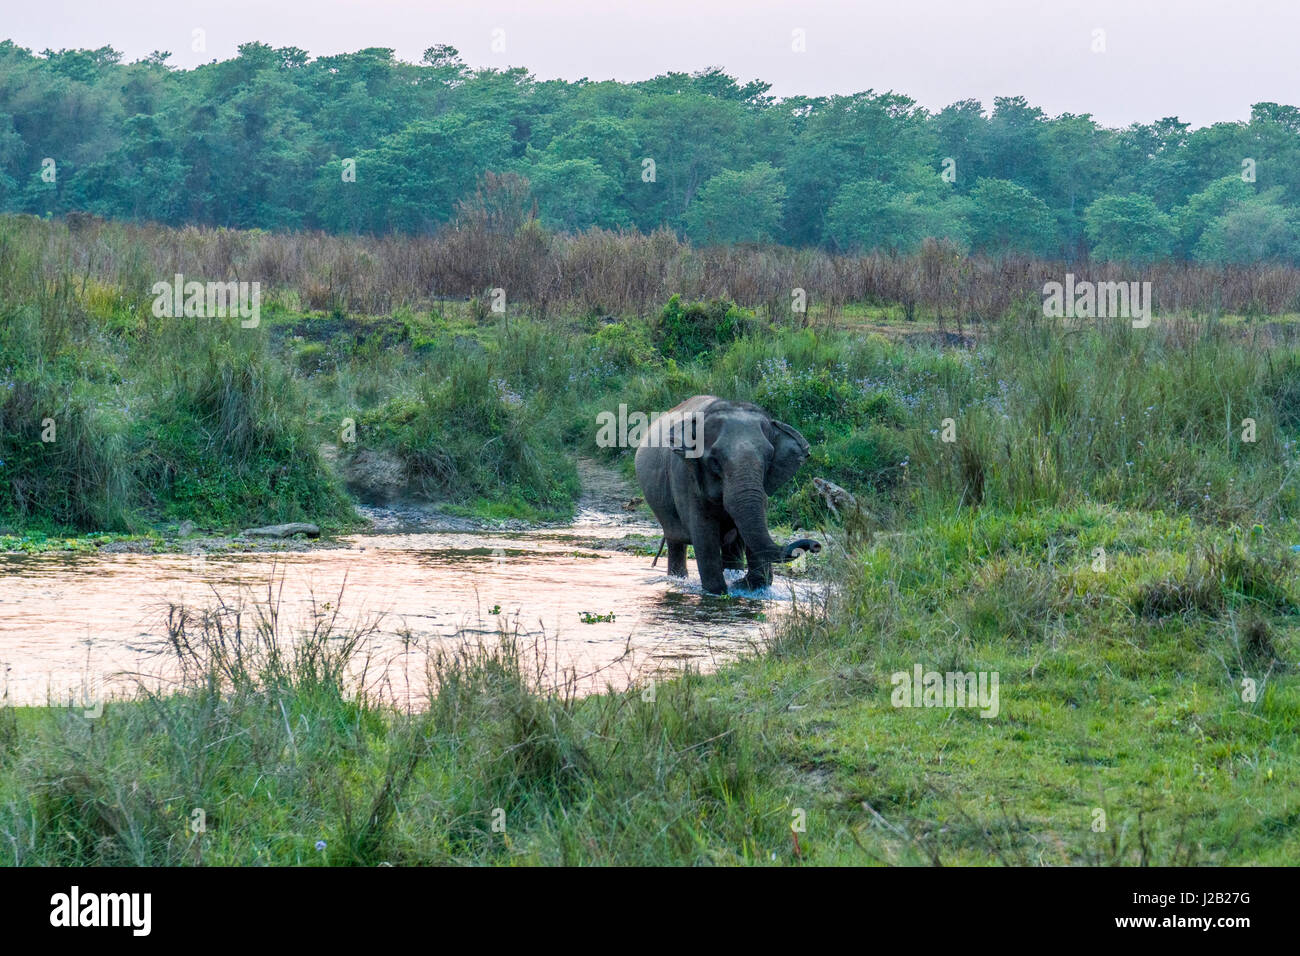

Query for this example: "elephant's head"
[668,400,820,568]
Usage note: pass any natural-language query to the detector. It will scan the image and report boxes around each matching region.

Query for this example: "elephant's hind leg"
[666,541,688,578]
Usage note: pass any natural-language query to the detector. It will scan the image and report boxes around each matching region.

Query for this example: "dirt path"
[576,456,640,514]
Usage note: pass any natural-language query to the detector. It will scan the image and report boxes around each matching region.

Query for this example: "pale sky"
[7,0,1297,128]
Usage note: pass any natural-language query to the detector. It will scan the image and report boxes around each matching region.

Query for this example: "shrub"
[591,321,660,372]
[0,378,135,531]
[294,341,335,375]
[813,425,910,491]
[655,296,759,363]
[138,336,353,529]
[752,359,893,443]
[351,356,579,517]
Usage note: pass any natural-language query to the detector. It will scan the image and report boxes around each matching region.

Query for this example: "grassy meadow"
[0,214,1298,864]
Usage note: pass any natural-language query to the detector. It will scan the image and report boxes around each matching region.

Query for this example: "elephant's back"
[664,394,720,421]
[639,394,718,450]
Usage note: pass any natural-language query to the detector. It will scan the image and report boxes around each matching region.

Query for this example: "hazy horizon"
[7,0,1300,129]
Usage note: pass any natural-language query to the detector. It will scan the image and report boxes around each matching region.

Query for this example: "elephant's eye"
[705,454,724,477]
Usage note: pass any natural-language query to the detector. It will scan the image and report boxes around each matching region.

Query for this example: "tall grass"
[345,324,581,517]
[7,210,1300,534]
[7,213,1300,322]
[903,317,1300,523]
[137,328,354,528]
[0,220,356,532]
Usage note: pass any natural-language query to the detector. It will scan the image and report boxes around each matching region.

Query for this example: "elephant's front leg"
[721,528,746,570]
[690,519,728,595]
[742,544,773,591]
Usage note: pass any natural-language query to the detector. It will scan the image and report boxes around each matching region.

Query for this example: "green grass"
[761,505,1298,865]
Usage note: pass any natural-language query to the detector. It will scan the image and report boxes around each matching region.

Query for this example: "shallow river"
[0,515,822,708]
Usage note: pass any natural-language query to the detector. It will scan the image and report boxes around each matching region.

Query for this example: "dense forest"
[3,39,1300,263]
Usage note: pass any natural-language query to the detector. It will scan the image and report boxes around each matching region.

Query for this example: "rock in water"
[241,522,321,539]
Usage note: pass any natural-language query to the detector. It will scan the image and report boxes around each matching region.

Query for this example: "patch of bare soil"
[575,456,642,515]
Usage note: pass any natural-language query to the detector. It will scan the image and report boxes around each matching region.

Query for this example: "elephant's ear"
[765,420,810,494]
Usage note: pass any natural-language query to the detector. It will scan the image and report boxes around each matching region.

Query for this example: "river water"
[0,515,822,708]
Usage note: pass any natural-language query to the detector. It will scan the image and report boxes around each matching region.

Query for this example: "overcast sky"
[8,1,1297,128]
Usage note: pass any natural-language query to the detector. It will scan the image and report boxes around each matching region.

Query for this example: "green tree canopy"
[683,163,786,244]
[2,41,1300,263]
[1084,194,1177,264]
[1194,195,1300,264]
[530,157,624,232]
[825,171,969,254]
[967,178,1058,256]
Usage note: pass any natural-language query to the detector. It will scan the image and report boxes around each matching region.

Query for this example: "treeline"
[3,39,1300,263]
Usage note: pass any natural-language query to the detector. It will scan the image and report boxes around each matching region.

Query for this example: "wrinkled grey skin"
[635,395,821,595]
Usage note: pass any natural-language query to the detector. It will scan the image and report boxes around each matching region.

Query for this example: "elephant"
[634,395,821,595]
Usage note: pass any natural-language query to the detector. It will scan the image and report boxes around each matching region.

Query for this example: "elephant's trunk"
[782,538,823,560]
[724,477,783,566]
[725,469,823,571]
[724,473,820,569]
